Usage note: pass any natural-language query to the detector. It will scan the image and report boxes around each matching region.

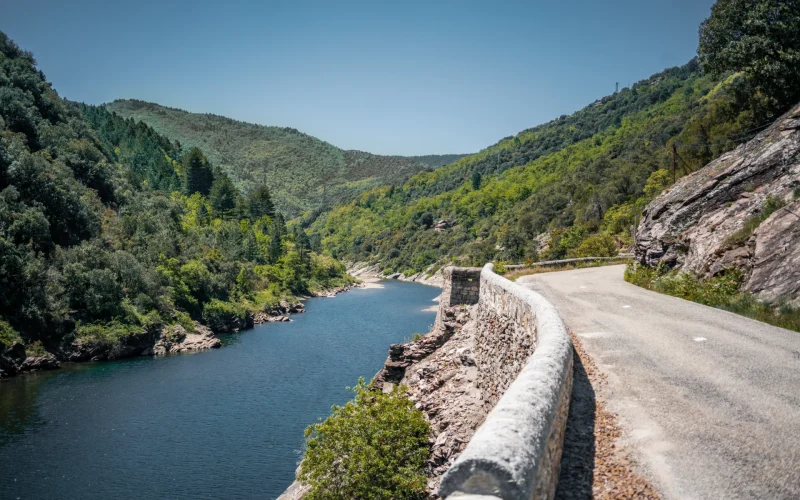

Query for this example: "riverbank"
[0,283,363,379]
[1,279,440,500]
[348,262,445,288]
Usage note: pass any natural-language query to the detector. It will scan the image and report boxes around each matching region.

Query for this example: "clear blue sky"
[3,0,715,155]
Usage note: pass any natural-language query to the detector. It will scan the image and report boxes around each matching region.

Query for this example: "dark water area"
[0,280,439,500]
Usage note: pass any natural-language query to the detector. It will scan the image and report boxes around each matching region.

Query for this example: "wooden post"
[672,143,677,184]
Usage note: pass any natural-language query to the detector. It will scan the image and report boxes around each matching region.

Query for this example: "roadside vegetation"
[624,264,800,333]
[0,32,351,359]
[299,378,430,499]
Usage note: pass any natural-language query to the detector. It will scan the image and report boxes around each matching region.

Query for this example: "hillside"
[0,31,350,376]
[309,61,776,275]
[104,99,466,216]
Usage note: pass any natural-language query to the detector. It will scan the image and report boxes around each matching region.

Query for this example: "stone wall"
[436,267,481,329]
[439,264,574,500]
[440,267,482,307]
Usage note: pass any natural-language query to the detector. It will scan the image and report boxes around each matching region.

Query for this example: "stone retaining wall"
[440,267,482,307]
[436,267,481,329]
[439,263,574,500]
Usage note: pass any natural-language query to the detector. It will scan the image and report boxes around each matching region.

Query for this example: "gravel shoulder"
[556,331,659,499]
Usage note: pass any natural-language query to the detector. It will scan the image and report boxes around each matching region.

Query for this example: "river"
[0,280,439,500]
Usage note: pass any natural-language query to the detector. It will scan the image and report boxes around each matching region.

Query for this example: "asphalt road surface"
[519,265,800,500]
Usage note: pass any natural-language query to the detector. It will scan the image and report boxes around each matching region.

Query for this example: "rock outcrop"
[0,342,60,377]
[149,324,222,355]
[373,305,487,496]
[636,102,800,304]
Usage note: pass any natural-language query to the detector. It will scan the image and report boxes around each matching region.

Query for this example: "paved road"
[519,265,800,500]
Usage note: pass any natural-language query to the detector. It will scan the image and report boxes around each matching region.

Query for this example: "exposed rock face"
[150,324,221,355]
[373,305,487,497]
[0,342,60,377]
[636,103,800,304]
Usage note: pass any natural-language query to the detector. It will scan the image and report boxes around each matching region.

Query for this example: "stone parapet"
[439,263,573,500]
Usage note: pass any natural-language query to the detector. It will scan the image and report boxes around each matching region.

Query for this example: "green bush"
[299,379,430,499]
[202,299,248,332]
[24,340,48,357]
[74,321,142,346]
[569,234,618,258]
[0,319,22,346]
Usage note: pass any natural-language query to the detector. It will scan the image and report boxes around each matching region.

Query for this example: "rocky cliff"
[635,103,800,304]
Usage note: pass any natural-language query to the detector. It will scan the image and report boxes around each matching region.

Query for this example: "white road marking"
[623,305,632,309]
[578,331,608,338]
[694,337,707,342]
[579,286,587,289]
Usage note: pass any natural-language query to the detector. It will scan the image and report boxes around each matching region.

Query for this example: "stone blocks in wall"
[440,267,482,308]
[439,264,574,500]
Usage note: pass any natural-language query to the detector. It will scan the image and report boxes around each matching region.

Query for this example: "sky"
[3,0,716,155]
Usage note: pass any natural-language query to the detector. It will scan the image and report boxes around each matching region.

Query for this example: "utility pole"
[672,143,677,184]
[615,82,619,93]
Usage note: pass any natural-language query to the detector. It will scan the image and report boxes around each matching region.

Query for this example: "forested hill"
[104,99,466,217]
[0,30,351,368]
[310,58,785,275]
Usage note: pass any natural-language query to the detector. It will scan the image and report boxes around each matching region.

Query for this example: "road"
[519,265,800,500]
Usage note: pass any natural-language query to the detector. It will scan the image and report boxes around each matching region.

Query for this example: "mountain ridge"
[104,99,467,216]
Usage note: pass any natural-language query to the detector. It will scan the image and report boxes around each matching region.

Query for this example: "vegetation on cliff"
[104,99,466,217]
[299,378,430,499]
[0,31,350,360]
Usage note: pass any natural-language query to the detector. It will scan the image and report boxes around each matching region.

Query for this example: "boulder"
[635,102,800,304]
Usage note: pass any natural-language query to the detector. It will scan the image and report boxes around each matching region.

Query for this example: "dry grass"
[505,258,632,282]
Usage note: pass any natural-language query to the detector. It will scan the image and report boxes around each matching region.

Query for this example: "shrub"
[624,263,800,332]
[0,319,22,346]
[569,234,618,258]
[24,340,48,357]
[202,299,248,332]
[299,379,430,499]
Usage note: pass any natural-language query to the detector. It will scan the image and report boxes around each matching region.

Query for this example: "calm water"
[0,280,438,500]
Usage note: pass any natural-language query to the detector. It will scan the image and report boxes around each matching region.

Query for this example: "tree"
[182,148,214,196]
[471,170,482,190]
[268,218,284,264]
[418,212,434,229]
[209,173,238,219]
[698,0,800,111]
[248,185,275,220]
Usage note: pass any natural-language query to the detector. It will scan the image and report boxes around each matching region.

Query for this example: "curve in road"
[519,265,800,500]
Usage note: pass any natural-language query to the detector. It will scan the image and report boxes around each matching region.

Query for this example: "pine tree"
[249,185,275,221]
[268,217,284,264]
[182,148,214,196]
[209,173,237,219]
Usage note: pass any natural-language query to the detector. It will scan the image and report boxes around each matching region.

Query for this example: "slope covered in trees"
[0,31,350,365]
[310,0,800,277]
[104,99,466,217]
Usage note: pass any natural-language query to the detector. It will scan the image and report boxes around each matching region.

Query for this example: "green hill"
[104,99,465,217]
[309,61,776,274]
